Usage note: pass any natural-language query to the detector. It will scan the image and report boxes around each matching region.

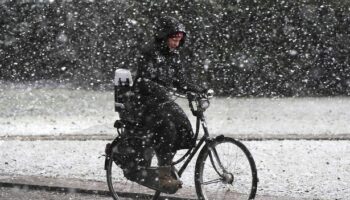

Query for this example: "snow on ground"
[0,140,349,200]
[1,83,350,199]
[1,83,350,136]
[0,83,114,136]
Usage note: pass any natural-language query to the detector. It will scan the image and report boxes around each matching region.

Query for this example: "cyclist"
[122,16,206,193]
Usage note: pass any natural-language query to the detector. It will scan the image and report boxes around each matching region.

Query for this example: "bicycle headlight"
[199,99,210,110]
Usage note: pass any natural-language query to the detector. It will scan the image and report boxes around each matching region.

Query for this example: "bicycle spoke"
[210,146,228,174]
[233,149,238,177]
[209,150,224,177]
[201,178,223,185]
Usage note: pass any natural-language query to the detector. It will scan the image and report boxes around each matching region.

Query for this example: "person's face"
[167,33,184,50]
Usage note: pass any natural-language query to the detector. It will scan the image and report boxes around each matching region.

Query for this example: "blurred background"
[1,2,350,199]
[1,0,350,96]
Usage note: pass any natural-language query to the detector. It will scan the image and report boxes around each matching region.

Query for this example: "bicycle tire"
[194,136,258,200]
[106,150,158,200]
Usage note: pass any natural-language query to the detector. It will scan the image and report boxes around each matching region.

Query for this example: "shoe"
[123,169,138,182]
[133,166,182,194]
[158,166,182,194]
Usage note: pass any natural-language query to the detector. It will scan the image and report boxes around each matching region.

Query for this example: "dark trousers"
[132,100,194,168]
[121,100,195,183]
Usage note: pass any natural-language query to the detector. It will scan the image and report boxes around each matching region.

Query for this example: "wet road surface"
[0,186,115,200]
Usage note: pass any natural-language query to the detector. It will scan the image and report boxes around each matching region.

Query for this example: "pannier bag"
[109,133,152,171]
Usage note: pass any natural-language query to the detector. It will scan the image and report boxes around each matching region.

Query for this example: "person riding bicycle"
[120,16,206,193]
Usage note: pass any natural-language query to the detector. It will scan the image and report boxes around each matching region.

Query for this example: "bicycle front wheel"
[195,136,258,200]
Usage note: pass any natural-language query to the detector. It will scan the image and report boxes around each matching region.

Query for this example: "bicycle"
[105,90,258,200]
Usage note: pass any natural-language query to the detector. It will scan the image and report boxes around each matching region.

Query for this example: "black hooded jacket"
[118,17,202,152]
[134,16,204,104]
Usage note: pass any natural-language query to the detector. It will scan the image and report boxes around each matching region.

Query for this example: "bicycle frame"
[151,94,227,200]
[171,94,219,177]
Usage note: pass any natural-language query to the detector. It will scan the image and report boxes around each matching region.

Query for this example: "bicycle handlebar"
[186,89,214,117]
[168,88,214,117]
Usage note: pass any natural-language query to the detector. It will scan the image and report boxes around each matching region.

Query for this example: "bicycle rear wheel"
[106,150,158,200]
[195,136,258,200]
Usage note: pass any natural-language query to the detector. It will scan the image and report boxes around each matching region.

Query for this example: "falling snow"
[1,0,350,199]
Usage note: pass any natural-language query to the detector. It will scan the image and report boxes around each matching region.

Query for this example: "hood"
[154,16,187,48]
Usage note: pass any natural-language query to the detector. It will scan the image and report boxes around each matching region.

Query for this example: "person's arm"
[135,53,171,102]
[173,65,206,94]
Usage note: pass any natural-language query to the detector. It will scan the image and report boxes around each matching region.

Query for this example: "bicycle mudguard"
[104,143,111,170]
[214,134,225,140]
[104,156,110,171]
[196,135,227,162]
[203,135,225,147]
[207,135,234,148]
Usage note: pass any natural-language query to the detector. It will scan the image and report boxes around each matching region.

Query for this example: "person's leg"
[164,102,195,150]
[125,141,181,193]
[155,146,176,166]
[141,104,182,192]
[149,101,195,162]
[121,135,154,181]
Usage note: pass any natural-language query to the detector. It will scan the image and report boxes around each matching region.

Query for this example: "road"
[1,139,349,199]
[0,186,114,200]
